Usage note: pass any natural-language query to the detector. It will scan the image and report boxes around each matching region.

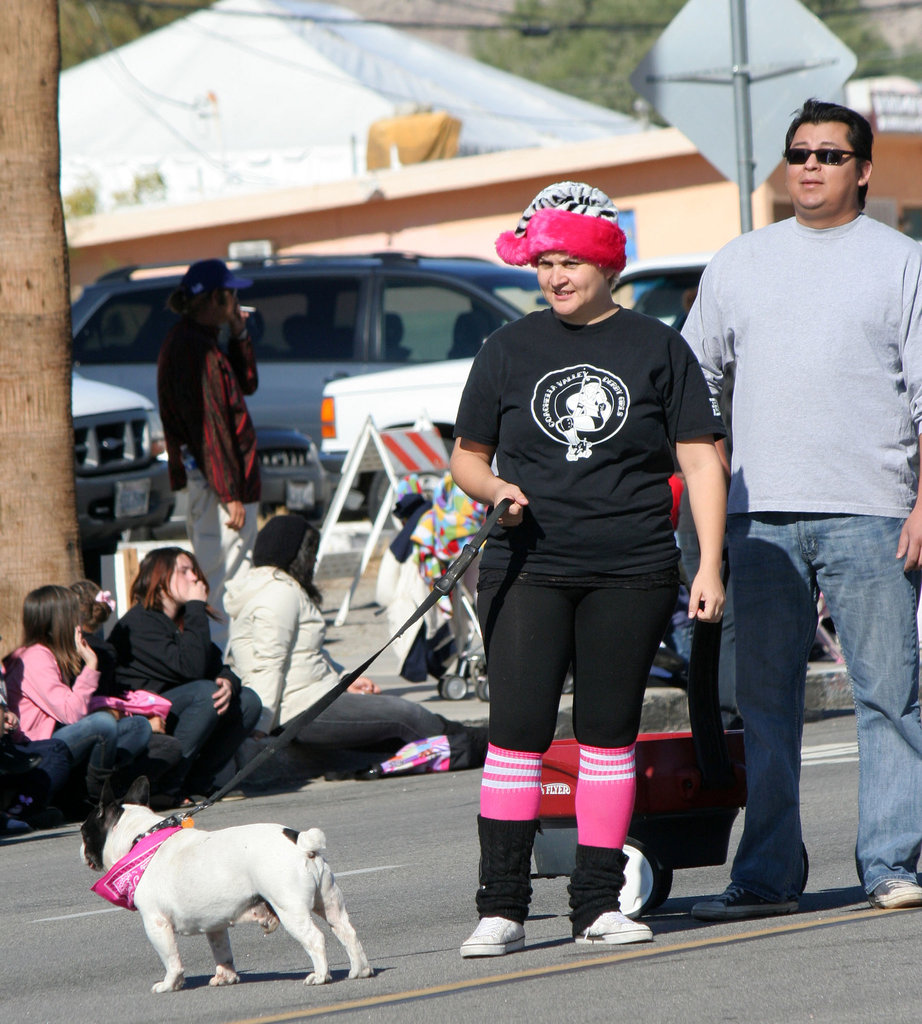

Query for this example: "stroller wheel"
[475,675,490,702]
[439,674,469,701]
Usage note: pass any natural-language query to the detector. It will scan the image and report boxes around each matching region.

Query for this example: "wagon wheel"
[622,838,673,918]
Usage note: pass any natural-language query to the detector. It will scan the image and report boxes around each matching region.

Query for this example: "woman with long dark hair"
[108,547,261,804]
[224,515,486,775]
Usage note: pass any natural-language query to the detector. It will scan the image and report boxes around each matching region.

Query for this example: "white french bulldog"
[81,776,373,994]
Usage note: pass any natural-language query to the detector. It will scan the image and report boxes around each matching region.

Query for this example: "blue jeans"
[728,513,922,899]
[9,738,72,810]
[54,712,152,771]
[162,680,261,795]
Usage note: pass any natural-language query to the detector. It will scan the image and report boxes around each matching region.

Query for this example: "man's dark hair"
[784,98,873,209]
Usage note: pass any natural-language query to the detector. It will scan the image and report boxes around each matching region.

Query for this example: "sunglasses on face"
[785,147,857,166]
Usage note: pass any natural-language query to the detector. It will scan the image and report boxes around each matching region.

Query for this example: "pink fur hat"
[495,181,627,273]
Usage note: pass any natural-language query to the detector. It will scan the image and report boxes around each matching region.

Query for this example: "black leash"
[181,498,511,818]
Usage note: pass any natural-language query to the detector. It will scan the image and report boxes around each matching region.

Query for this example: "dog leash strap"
[192,499,512,813]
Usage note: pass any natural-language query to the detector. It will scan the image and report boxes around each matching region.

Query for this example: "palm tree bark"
[0,0,81,654]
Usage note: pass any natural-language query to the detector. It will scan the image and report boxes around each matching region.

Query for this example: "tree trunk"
[0,0,82,655]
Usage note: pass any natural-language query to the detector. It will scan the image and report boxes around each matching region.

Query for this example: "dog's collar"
[131,814,186,849]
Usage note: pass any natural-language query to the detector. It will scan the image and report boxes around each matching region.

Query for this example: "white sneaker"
[460,916,525,957]
[868,878,922,910]
[575,910,653,946]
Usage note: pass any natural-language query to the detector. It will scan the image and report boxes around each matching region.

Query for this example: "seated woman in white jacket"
[224,515,486,777]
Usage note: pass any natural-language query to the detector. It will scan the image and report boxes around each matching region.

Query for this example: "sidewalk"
[314,532,853,736]
[237,529,852,789]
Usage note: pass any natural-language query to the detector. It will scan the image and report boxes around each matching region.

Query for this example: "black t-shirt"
[454,307,724,576]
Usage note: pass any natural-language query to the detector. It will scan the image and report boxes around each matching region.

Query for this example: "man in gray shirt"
[683,98,922,918]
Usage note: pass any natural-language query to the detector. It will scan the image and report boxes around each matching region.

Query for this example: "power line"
[82,0,922,33]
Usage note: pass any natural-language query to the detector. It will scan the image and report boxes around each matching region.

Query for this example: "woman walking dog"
[450,181,727,954]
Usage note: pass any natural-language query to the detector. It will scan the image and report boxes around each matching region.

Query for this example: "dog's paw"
[209,965,240,987]
[151,974,184,994]
[349,964,375,979]
[304,971,332,986]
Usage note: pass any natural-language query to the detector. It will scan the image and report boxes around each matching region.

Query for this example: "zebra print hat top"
[495,181,627,274]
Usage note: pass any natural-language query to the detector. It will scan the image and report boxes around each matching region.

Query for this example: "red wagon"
[532,619,751,917]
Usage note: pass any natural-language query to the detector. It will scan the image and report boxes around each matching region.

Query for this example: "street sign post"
[630,0,857,232]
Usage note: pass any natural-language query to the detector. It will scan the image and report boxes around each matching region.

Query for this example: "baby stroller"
[437,570,489,702]
[376,473,490,700]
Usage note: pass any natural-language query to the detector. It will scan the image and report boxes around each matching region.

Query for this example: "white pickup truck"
[320,255,711,510]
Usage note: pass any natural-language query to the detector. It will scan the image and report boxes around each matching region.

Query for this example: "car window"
[73,288,176,364]
[73,276,363,365]
[612,271,702,330]
[248,276,361,362]
[378,279,506,363]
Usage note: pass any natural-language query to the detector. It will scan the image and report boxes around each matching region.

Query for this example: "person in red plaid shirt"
[157,258,261,651]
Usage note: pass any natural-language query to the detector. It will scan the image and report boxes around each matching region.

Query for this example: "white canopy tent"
[59,0,645,211]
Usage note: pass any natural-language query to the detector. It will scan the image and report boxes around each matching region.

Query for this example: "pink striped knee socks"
[479,744,543,820]
[575,743,637,849]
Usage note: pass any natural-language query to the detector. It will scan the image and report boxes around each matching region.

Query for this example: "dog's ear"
[99,777,116,808]
[123,776,151,808]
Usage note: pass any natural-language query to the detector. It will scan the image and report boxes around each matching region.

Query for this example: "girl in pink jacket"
[4,585,151,802]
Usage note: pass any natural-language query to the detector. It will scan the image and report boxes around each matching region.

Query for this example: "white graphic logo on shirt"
[532,364,629,461]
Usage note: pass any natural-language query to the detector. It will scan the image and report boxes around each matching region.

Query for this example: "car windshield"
[612,270,703,330]
[466,268,547,315]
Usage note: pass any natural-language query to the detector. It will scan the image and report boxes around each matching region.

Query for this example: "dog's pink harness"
[91,826,182,911]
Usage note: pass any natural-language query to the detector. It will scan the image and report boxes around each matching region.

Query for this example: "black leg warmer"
[568,844,628,936]
[474,815,539,925]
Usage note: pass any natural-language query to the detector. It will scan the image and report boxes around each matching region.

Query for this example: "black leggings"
[478,580,678,752]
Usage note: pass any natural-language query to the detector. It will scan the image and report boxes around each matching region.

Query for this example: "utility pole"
[730,0,755,232]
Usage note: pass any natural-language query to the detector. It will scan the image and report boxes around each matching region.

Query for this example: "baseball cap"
[180,258,252,296]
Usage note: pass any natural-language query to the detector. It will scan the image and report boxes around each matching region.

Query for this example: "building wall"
[66,126,920,291]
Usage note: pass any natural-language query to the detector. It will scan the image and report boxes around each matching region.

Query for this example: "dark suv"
[70,252,543,483]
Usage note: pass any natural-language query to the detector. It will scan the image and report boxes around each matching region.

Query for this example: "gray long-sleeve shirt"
[683,214,922,517]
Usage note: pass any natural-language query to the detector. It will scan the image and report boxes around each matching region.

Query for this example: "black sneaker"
[691,884,798,921]
[25,807,65,830]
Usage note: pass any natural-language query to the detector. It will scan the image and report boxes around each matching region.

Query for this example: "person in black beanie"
[224,515,487,778]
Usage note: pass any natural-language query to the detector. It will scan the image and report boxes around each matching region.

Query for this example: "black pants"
[478,579,678,752]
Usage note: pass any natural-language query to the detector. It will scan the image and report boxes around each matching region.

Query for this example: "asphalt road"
[3,712,920,1024]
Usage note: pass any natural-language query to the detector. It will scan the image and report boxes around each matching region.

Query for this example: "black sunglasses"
[785,147,858,166]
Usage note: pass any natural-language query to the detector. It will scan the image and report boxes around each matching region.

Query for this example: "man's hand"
[225,500,246,531]
[213,677,234,715]
[897,503,922,570]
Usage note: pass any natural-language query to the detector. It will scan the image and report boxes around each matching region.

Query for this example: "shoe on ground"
[0,813,33,835]
[691,884,798,921]
[150,793,183,811]
[25,806,65,829]
[460,916,525,957]
[182,788,246,805]
[868,879,922,910]
[575,910,653,946]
